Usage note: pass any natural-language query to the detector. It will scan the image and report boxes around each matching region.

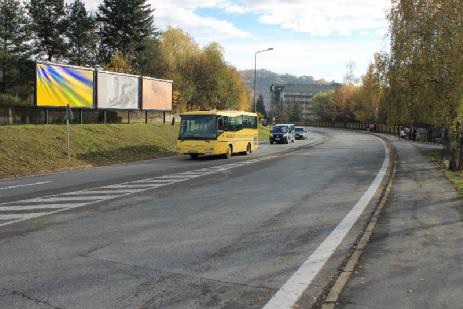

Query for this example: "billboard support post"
[80,109,83,125]
[145,111,148,124]
[64,105,74,161]
[128,111,130,124]
[45,109,49,124]
[104,111,107,124]
[67,119,70,161]
[163,111,166,124]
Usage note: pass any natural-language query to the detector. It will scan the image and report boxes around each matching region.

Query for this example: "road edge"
[319,134,397,309]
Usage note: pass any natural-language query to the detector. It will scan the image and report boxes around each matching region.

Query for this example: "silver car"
[295,127,308,140]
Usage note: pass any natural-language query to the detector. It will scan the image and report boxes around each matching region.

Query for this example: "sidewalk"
[337,138,463,308]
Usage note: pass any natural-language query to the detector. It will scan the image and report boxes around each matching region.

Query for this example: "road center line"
[263,138,390,309]
[0,181,52,191]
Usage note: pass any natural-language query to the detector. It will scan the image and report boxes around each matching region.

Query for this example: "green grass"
[444,170,463,194]
[421,149,442,162]
[0,123,179,177]
[420,148,463,194]
[258,125,271,142]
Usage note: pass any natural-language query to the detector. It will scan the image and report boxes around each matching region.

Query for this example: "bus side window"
[235,116,243,131]
[243,116,250,129]
[218,117,224,130]
[251,116,257,129]
[223,116,230,131]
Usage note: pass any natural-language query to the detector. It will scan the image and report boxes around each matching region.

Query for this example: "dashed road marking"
[26,196,115,202]
[0,213,44,221]
[0,181,52,190]
[0,156,275,227]
[0,204,85,211]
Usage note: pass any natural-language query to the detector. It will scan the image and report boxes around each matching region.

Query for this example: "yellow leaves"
[158,27,249,112]
[104,52,133,74]
[385,0,463,126]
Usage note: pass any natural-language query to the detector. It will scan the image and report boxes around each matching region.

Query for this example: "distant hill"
[239,69,332,110]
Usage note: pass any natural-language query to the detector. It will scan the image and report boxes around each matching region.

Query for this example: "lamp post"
[253,48,273,113]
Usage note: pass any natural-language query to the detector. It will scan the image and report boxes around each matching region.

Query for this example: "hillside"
[239,69,331,111]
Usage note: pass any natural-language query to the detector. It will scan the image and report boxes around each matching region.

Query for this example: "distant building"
[270,83,341,122]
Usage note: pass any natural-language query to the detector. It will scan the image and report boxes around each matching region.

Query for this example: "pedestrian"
[404,126,410,140]
[400,128,406,139]
[412,127,417,142]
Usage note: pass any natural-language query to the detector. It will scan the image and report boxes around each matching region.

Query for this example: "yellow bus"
[176,111,259,159]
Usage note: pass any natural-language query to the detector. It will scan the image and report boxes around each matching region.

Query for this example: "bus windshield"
[179,115,217,140]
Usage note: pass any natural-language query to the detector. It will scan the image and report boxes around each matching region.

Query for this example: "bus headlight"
[205,147,214,152]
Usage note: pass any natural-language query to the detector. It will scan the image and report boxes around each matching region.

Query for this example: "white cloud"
[150,1,252,40]
[243,0,389,36]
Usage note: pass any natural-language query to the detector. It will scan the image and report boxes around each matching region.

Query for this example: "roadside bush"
[0,93,33,107]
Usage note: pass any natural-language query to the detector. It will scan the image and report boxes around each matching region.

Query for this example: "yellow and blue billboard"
[36,63,94,108]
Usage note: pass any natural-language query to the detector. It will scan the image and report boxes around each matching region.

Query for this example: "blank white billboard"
[97,71,139,110]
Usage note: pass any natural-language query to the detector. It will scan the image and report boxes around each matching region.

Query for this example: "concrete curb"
[320,134,398,309]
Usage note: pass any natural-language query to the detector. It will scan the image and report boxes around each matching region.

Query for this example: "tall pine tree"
[27,0,68,61]
[0,0,31,93]
[65,0,98,66]
[256,94,267,118]
[97,0,156,63]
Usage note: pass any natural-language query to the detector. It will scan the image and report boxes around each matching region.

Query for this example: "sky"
[81,0,390,82]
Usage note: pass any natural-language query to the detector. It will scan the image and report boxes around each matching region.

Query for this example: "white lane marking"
[263,139,390,309]
[155,175,196,179]
[32,196,116,202]
[59,190,139,196]
[0,204,86,211]
[131,179,180,183]
[177,171,206,175]
[166,174,202,179]
[0,181,52,191]
[188,169,216,175]
[0,213,44,220]
[88,189,143,194]
[101,184,166,189]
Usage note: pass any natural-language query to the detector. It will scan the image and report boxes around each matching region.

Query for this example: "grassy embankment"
[0,124,271,177]
[421,148,463,193]
[258,125,271,142]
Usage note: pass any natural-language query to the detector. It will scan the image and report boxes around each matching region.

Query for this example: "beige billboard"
[142,78,173,111]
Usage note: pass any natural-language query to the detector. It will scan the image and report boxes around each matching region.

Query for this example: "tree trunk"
[447,128,458,171]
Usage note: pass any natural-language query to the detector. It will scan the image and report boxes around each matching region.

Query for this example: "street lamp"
[253,48,274,113]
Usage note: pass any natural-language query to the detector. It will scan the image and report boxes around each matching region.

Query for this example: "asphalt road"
[0,129,387,309]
